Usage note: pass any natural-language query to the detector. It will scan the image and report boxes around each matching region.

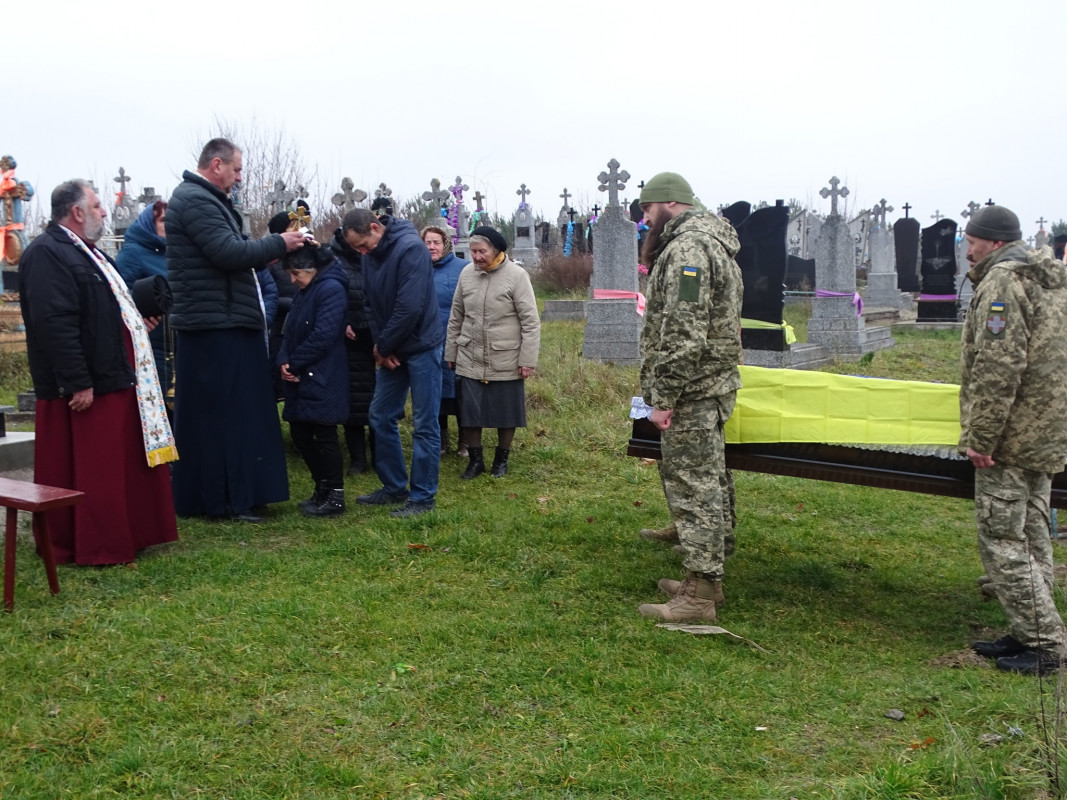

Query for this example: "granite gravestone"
[735,204,789,351]
[785,254,816,291]
[956,201,982,308]
[894,210,921,293]
[917,219,959,321]
[581,158,641,366]
[511,184,540,268]
[865,199,900,310]
[721,201,751,229]
[807,177,894,356]
[112,167,139,235]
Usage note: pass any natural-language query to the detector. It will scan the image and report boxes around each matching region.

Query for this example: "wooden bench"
[1,477,84,611]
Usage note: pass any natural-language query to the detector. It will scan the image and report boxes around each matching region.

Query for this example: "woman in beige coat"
[445,226,540,478]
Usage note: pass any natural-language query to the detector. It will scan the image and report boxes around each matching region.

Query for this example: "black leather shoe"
[356,488,409,506]
[972,635,1027,659]
[996,648,1065,676]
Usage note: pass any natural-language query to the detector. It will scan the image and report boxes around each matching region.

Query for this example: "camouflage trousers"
[659,393,736,578]
[975,463,1067,655]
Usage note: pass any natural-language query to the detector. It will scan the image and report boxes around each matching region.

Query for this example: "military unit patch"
[679,265,701,302]
[985,300,1007,339]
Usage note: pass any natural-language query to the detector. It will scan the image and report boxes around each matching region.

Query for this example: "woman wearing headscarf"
[422,222,469,457]
[445,226,540,478]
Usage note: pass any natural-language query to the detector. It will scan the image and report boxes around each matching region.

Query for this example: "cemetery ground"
[3,312,1067,799]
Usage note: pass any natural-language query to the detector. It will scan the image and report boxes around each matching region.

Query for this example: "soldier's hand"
[651,407,673,431]
[967,448,995,469]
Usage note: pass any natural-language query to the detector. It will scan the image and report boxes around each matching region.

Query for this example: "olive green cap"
[639,172,696,206]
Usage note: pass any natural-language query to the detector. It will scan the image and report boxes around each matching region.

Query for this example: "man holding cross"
[635,172,743,623]
[962,205,1067,675]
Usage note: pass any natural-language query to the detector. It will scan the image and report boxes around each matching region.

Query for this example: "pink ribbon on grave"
[815,289,863,317]
[593,289,646,316]
[918,294,958,302]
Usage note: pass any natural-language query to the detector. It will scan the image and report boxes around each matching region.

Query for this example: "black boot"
[303,487,345,518]
[299,480,329,513]
[490,447,510,478]
[461,447,485,480]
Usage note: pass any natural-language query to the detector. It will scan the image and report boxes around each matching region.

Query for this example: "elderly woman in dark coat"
[277,245,350,517]
[445,226,540,479]
[422,223,469,456]
[330,225,377,473]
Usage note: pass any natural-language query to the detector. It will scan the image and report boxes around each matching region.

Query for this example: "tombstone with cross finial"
[893,206,921,293]
[331,177,367,214]
[582,157,642,365]
[1035,216,1049,250]
[369,182,394,217]
[111,166,139,235]
[916,217,960,321]
[557,187,572,227]
[866,201,901,310]
[138,186,161,208]
[511,183,540,268]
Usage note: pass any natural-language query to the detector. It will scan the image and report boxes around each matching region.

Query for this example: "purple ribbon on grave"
[815,289,863,317]
[918,294,958,302]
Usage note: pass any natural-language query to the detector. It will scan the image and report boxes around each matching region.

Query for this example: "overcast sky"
[9,0,1065,237]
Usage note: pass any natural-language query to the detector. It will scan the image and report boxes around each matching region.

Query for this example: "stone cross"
[375,182,393,200]
[450,176,468,202]
[597,158,630,207]
[1037,216,1048,230]
[961,201,981,219]
[137,187,161,206]
[473,190,486,211]
[114,166,131,200]
[559,187,572,206]
[931,210,944,222]
[331,177,367,213]
[422,178,450,207]
[516,184,531,207]
[902,202,912,219]
[818,176,849,216]
[1028,235,1036,247]
[873,198,894,226]
[267,180,296,212]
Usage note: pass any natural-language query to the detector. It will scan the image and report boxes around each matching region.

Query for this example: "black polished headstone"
[721,201,751,230]
[785,255,815,292]
[735,205,789,351]
[917,219,958,321]
[1054,234,1067,262]
[893,217,921,292]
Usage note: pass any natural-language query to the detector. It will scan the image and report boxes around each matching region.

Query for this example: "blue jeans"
[369,345,442,502]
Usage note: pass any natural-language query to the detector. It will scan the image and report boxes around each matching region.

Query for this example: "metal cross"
[137,187,161,206]
[422,178,450,206]
[1037,216,1048,230]
[818,176,849,216]
[591,204,601,216]
[568,207,577,223]
[559,187,572,206]
[873,198,894,225]
[986,198,996,206]
[931,210,944,222]
[597,158,631,207]
[902,202,912,219]
[473,190,486,211]
[375,182,393,199]
[638,180,645,189]
[267,180,295,211]
[961,200,980,219]
[516,184,531,206]
[331,177,367,213]
[450,176,468,202]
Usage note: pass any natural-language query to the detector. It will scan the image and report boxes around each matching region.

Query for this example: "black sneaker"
[972,635,1027,659]
[390,500,435,518]
[995,648,1065,676]
[356,488,409,506]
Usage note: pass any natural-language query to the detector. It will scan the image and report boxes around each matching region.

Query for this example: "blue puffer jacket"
[362,216,442,358]
[432,251,468,401]
[277,258,350,424]
[166,170,286,331]
[115,204,170,388]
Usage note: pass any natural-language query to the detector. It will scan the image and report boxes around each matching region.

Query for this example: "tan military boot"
[638,574,718,622]
[657,575,725,607]
[639,522,679,543]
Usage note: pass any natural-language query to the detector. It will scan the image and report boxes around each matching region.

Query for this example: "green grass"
[3,322,1066,799]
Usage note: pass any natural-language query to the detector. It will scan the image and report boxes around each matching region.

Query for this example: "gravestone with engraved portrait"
[917,217,959,321]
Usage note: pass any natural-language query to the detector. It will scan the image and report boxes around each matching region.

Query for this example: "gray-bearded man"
[635,172,743,622]
[963,205,1067,675]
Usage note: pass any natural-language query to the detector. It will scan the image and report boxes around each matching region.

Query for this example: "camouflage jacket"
[640,209,743,409]
[960,242,1067,473]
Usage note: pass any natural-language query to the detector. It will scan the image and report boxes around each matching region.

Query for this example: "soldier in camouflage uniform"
[961,205,1067,675]
[635,173,743,622]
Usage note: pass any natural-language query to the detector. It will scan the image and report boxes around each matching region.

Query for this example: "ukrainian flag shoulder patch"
[679,265,701,302]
